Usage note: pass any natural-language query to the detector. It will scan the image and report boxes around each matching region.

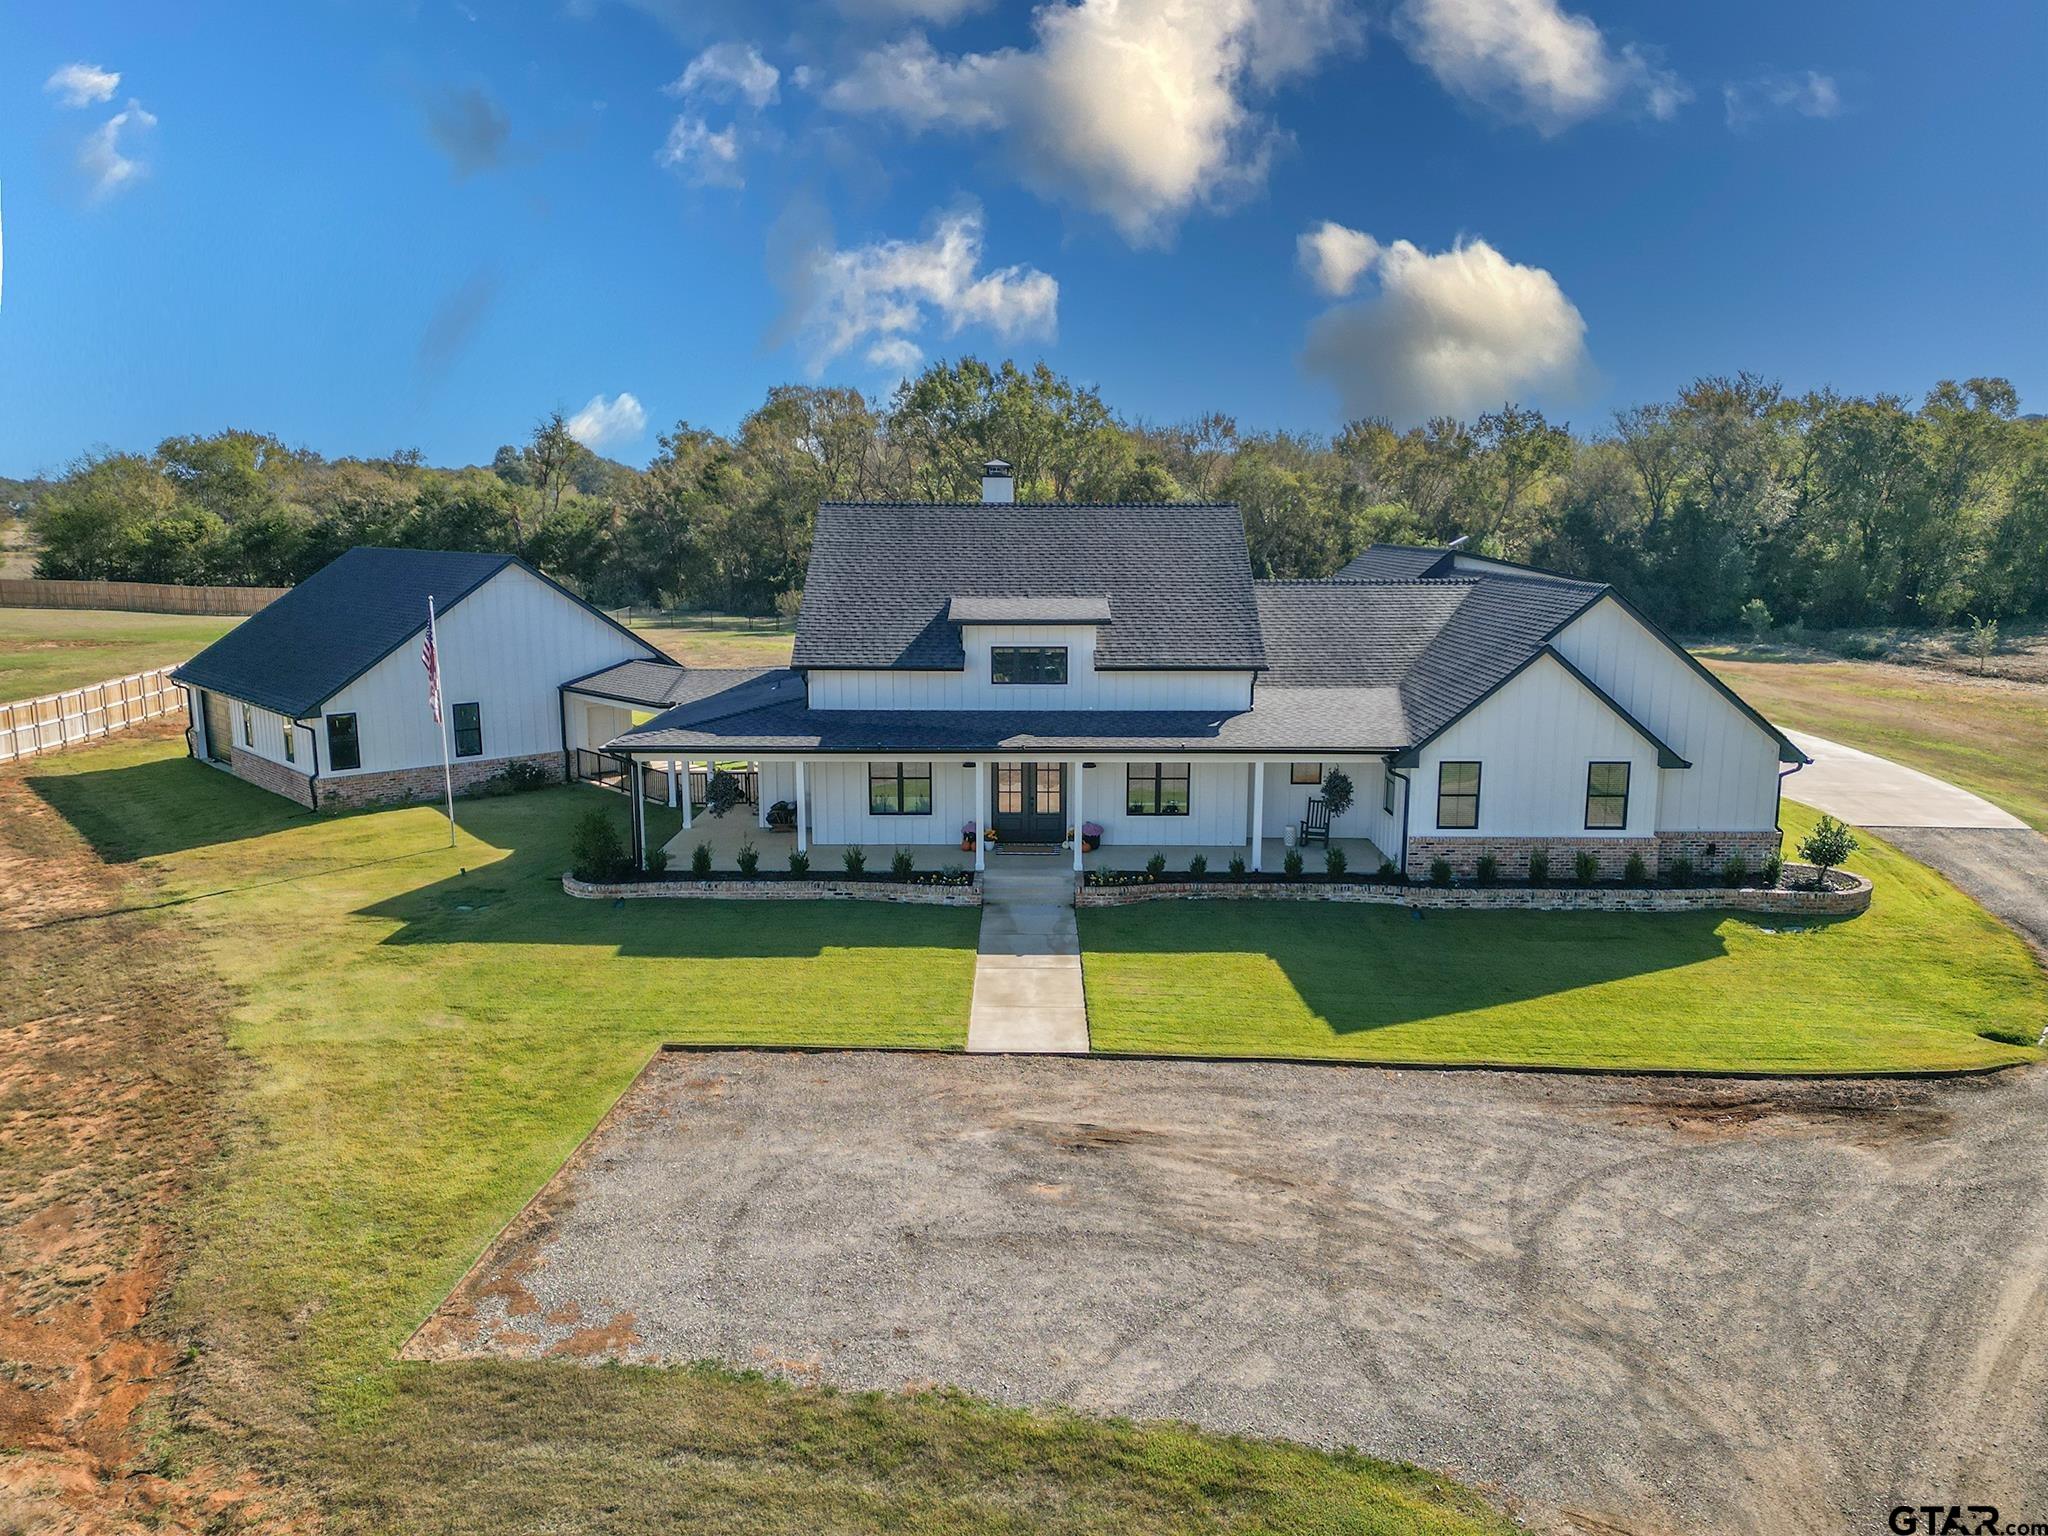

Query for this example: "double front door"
[992,761,1066,844]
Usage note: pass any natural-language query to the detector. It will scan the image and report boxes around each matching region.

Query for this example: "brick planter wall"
[229,745,316,810]
[1076,863,1870,917]
[1404,829,1785,881]
[562,872,982,907]
[319,751,564,809]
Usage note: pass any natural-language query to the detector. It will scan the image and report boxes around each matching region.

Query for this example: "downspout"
[558,687,572,783]
[1390,763,1414,880]
[1775,759,1803,850]
[300,718,323,811]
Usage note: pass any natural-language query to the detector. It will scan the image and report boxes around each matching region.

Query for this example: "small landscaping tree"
[1319,767,1355,820]
[1527,849,1550,885]
[842,847,867,874]
[891,848,915,881]
[1376,858,1400,882]
[1622,852,1648,885]
[569,807,627,882]
[1668,855,1695,887]
[645,846,669,876]
[788,849,811,876]
[1473,853,1497,886]
[774,587,804,622]
[1325,846,1347,877]
[1966,614,1998,675]
[736,841,759,875]
[690,841,713,877]
[1721,855,1748,888]
[1188,853,1208,877]
[1283,848,1304,877]
[1740,597,1773,644]
[1573,850,1599,886]
[1228,853,1246,875]
[1145,851,1167,878]
[1428,857,1452,887]
[1797,815,1859,885]
[703,769,746,818]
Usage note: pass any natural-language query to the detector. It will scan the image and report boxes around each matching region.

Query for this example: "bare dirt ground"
[0,723,302,1535]
[415,1049,2048,1536]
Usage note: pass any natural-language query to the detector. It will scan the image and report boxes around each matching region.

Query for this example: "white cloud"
[669,42,780,108]
[78,101,158,200]
[1297,220,1381,297]
[658,116,744,186]
[823,0,1362,245]
[45,62,121,108]
[567,392,648,450]
[833,0,990,23]
[1300,230,1589,423]
[1723,70,1840,130]
[1394,0,1686,133]
[785,205,1057,375]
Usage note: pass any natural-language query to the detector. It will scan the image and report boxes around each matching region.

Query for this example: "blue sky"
[2,0,2041,476]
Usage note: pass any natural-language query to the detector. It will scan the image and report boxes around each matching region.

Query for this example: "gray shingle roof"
[1335,544,1456,581]
[172,548,516,718]
[565,660,790,710]
[794,503,1265,671]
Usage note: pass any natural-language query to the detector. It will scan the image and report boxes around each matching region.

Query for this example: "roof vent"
[980,458,1014,504]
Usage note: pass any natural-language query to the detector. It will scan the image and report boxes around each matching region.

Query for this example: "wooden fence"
[0,668,185,764]
[0,577,287,616]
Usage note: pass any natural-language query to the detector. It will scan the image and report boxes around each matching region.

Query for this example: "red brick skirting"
[1076,863,1871,917]
[228,744,316,809]
[562,872,982,907]
[1404,829,1784,881]
[318,751,563,809]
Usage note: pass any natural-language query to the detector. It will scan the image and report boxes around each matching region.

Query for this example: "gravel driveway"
[413,1051,2048,1536]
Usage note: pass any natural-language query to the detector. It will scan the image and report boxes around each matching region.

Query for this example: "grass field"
[1698,648,2048,832]
[0,606,240,699]
[628,611,795,668]
[9,732,1511,1535]
[1082,803,2046,1073]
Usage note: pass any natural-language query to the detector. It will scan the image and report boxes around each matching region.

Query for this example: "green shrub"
[842,847,867,875]
[690,841,713,877]
[645,845,669,876]
[787,850,810,877]
[735,842,759,876]
[568,807,627,882]
[1283,848,1304,878]
[1376,858,1401,882]
[1622,852,1647,885]
[1473,853,1497,886]
[703,769,747,818]
[1762,854,1783,887]
[1668,855,1695,887]
[1319,767,1355,819]
[1429,857,1452,887]
[1187,853,1208,877]
[1573,851,1599,886]
[1227,854,1246,875]
[1145,852,1167,877]
[503,760,550,792]
[1740,596,1773,643]
[1721,855,1748,888]
[1798,814,1859,882]
[890,849,915,881]
[1527,849,1550,885]
[1325,847,1347,877]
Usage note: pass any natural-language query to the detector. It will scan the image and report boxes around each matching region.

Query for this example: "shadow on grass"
[27,751,320,862]
[1080,900,1751,1034]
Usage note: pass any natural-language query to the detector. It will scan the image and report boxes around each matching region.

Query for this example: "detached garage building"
[172,547,660,809]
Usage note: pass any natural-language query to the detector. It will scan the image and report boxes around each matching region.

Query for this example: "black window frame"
[990,645,1069,686]
[1382,764,1397,815]
[1290,762,1322,786]
[1125,761,1191,817]
[241,702,254,747]
[1436,760,1480,830]
[868,759,934,816]
[1585,760,1631,830]
[327,713,361,772]
[452,701,483,759]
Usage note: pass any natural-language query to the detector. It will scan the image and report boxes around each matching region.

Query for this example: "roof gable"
[793,502,1266,672]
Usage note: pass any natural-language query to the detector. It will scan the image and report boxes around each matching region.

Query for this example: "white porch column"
[667,759,679,810]
[633,760,649,871]
[974,759,987,872]
[794,759,809,853]
[1250,760,1265,872]
[1071,758,1085,872]
[756,760,769,826]
[681,760,693,829]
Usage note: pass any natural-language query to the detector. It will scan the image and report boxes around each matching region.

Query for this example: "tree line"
[20,358,2047,633]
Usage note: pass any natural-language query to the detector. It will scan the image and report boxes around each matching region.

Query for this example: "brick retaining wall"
[229,745,316,810]
[319,751,564,809]
[1077,863,1870,917]
[563,872,982,907]
[1404,829,1785,881]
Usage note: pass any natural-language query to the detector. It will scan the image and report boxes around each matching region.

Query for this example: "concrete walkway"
[1787,732,2025,829]
[966,855,1089,1053]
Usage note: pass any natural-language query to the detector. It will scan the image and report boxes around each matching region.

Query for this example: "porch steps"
[967,858,1088,1054]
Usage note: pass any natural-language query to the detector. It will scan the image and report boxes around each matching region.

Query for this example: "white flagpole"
[429,597,457,847]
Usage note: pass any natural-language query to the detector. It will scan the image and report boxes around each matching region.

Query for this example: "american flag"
[421,602,443,724]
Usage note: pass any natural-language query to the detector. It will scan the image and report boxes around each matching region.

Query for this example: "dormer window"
[991,646,1068,685]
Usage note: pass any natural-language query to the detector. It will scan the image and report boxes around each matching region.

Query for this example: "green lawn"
[19,734,1511,1535]
[629,611,796,668]
[0,605,241,699]
[1697,648,2048,832]
[1082,803,2046,1074]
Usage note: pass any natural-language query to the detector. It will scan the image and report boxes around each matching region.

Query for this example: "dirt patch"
[0,725,306,1534]
[1590,1076,1960,1149]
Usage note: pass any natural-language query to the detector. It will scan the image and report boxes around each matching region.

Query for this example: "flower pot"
[1082,835,1101,852]
[960,836,975,851]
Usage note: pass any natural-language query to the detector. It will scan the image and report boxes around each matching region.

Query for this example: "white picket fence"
[0,668,184,764]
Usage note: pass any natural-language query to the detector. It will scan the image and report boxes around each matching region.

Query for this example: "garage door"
[201,691,233,763]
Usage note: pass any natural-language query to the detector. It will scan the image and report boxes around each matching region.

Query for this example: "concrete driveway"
[413,1051,2048,1536]
[1786,732,2024,829]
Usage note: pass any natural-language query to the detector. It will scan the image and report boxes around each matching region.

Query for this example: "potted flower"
[983,825,1001,850]
[1081,821,1103,853]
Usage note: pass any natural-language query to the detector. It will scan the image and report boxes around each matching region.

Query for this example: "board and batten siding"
[1412,653,1662,838]
[186,683,313,769]
[1259,755,1395,851]
[806,759,975,846]
[805,623,1255,712]
[318,566,651,778]
[1550,597,1781,832]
